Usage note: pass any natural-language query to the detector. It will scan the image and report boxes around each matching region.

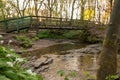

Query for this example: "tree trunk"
[71,0,76,19]
[50,8,52,18]
[97,0,120,80]
[80,0,85,20]
[60,2,63,18]
[110,0,113,9]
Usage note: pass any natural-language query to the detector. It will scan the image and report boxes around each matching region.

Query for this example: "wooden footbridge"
[0,16,100,33]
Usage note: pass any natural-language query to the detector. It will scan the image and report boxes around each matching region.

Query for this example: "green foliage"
[36,30,64,39]
[15,35,32,48]
[67,71,77,77]
[36,30,100,43]
[63,30,81,39]
[0,45,43,80]
[83,71,96,80]
[32,36,39,41]
[57,70,77,80]
[57,70,65,77]
[0,75,10,80]
[64,76,69,80]
[36,30,50,39]
[106,75,119,80]
[77,30,100,43]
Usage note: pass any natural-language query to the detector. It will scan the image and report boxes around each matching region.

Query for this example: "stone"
[67,44,102,54]
[30,56,37,60]
[35,66,49,73]
[44,57,53,64]
[34,57,47,69]
[34,57,53,69]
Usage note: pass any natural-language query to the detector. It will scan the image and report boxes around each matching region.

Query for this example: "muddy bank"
[20,39,80,55]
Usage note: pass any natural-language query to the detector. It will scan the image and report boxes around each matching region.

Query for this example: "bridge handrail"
[0,16,94,24]
[0,16,31,23]
[31,16,70,20]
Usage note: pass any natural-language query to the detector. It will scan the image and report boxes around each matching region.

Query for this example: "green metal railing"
[0,16,31,32]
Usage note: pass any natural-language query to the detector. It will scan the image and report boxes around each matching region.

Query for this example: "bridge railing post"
[69,19,72,27]
[4,21,9,32]
[60,18,62,28]
[16,20,20,33]
[30,16,32,29]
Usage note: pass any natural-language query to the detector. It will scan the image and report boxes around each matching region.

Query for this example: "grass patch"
[15,35,32,48]
[36,30,65,39]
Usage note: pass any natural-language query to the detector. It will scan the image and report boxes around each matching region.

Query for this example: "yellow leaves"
[102,11,110,19]
[83,9,94,20]
[101,10,110,24]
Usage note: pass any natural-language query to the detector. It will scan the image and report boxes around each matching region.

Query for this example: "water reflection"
[64,56,80,71]
[92,54,97,69]
[79,55,84,67]
[63,54,120,76]
[23,43,87,57]
[62,54,98,72]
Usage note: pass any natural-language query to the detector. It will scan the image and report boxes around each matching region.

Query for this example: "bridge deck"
[0,16,97,33]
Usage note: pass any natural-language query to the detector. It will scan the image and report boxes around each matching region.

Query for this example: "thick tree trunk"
[97,0,120,80]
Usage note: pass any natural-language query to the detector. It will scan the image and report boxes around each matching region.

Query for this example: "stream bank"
[22,43,102,80]
[1,32,120,80]
[22,42,120,80]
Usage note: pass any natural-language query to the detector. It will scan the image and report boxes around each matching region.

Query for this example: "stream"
[22,40,120,80]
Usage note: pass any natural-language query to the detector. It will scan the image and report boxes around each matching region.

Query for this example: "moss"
[97,42,117,80]
[103,37,116,48]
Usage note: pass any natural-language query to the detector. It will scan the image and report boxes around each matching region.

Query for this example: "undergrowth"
[36,30,101,43]
[15,35,32,48]
[0,45,43,80]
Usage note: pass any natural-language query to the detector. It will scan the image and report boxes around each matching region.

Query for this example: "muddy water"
[25,42,120,80]
[26,42,88,57]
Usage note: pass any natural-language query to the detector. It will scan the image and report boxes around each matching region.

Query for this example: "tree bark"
[97,0,120,80]
[80,0,85,20]
[71,0,76,19]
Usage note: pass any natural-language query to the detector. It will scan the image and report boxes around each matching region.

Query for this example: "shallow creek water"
[24,42,120,80]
